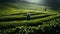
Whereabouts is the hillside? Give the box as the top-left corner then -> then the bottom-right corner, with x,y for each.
0,2 -> 60,34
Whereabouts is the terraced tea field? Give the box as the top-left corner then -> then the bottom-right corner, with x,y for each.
0,9 -> 60,34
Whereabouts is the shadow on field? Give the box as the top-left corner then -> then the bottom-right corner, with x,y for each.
26,17 -> 60,26
0,14 -> 56,22
1,24 -> 60,34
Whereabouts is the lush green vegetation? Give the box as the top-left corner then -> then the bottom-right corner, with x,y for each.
0,6 -> 60,34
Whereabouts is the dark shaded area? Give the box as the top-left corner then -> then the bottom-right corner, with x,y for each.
0,0 -> 20,2
0,0 -> 28,10
45,0 -> 60,11
0,0 -> 60,11
0,22 -> 60,34
0,2 -> 17,10
0,0 -> 21,10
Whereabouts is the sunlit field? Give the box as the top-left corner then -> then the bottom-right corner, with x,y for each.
0,6 -> 60,34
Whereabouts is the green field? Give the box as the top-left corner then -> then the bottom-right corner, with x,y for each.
0,7 -> 60,34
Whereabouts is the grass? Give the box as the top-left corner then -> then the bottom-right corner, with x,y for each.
0,8 -> 60,34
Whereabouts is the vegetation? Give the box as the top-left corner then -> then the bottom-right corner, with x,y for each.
0,5 -> 60,34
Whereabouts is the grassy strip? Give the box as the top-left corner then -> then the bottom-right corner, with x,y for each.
0,15 -> 60,26
0,14 -> 51,22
